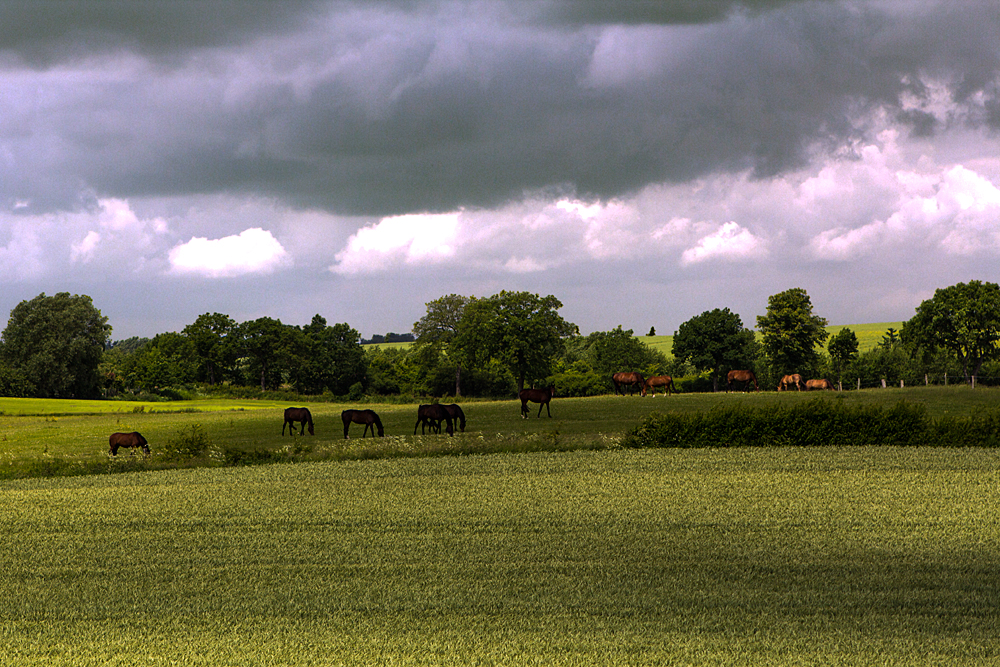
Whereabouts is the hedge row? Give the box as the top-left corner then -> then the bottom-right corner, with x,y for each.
621,398 -> 1000,448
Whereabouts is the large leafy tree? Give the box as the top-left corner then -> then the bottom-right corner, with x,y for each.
295,315 -> 366,395
413,294 -> 470,396
454,291 -> 578,392
586,326 -> 668,378
183,312 -> 238,385
238,317 -> 302,391
756,288 -> 829,375
0,292 -> 111,398
901,280 -> 1000,379
827,327 -> 859,383
672,308 -> 756,391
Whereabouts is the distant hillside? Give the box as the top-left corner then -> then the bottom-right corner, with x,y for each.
637,322 -> 904,358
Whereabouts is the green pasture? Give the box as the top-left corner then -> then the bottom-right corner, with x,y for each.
3,386 -> 1000,470
2,446 -> 999,665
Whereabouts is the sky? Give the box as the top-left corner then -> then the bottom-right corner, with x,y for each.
3,1 -> 1000,341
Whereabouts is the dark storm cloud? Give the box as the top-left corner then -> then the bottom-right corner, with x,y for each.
2,1 -> 1000,217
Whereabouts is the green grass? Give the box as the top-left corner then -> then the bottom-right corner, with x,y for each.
2,447 -> 998,665
2,387 -> 998,471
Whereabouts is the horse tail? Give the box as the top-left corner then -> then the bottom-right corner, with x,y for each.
306,409 -> 314,434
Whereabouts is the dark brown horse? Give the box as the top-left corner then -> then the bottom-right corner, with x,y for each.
777,374 -> 805,392
414,404 -> 454,436
643,375 -> 676,397
342,409 -> 384,439
612,371 -> 646,396
519,385 -> 555,418
441,404 -> 466,432
282,407 -> 314,435
806,378 -> 835,390
726,370 -> 759,392
109,432 -> 150,456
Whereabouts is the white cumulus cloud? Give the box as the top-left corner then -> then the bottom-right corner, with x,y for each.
331,212 -> 459,275
169,228 -> 289,278
681,222 -> 765,265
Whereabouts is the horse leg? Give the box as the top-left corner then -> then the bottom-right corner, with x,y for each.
343,421 -> 350,439
543,400 -> 551,417
520,401 -> 528,419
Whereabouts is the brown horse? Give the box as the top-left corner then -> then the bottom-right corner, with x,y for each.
643,375 -> 676,396
109,432 -> 150,456
441,404 -> 466,432
806,378 -> 835,390
414,404 -> 454,436
342,409 -> 384,439
282,407 -> 314,435
726,370 -> 759,392
519,385 -> 555,418
612,372 -> 646,396
777,374 -> 805,392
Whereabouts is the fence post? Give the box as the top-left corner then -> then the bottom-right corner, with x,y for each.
973,375 -> 976,389
900,380 -> 904,388
857,378 -> 861,391
945,372 -> 947,386
925,373 -> 928,386
838,381 -> 843,391
881,379 -> 886,389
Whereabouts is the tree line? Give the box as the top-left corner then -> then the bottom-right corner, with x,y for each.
1,281 -> 998,400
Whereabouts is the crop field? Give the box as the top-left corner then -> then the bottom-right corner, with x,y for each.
2,387 -> 999,665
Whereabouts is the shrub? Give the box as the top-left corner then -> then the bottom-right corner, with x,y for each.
161,423 -> 211,460
620,399 -> 991,449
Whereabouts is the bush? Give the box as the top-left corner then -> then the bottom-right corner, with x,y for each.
161,423 -> 211,460
619,398 -> 987,449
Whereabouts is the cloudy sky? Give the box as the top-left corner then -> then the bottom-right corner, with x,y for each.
3,1 -> 1000,340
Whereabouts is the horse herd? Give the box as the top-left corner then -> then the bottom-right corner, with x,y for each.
612,369 -> 836,395
107,371 -> 834,456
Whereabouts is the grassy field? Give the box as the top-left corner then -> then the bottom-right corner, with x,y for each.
2,446 -> 998,665
2,386 -> 998,469
3,388 -> 999,664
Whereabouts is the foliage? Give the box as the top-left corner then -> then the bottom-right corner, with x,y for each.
620,398 -> 1000,448
828,327 -> 859,380
454,291 -> 578,390
902,279 -> 1000,379
161,423 -> 211,460
672,308 -> 757,391
294,315 -> 367,395
757,287 -> 830,376
413,293 -> 470,396
182,312 -> 239,385
0,292 -> 111,398
584,325 -> 669,378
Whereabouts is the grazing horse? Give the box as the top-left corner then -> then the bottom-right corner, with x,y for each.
282,407 -> 314,435
341,409 -> 384,439
109,432 -> 150,456
441,404 -> 466,432
806,378 -> 835,390
643,375 -> 676,397
726,370 -> 759,392
612,372 -> 646,396
519,385 -> 555,418
778,374 -> 805,392
414,404 -> 454,436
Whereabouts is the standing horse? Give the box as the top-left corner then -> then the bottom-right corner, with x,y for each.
282,407 -> 314,435
342,409 -> 384,439
414,404 -> 454,436
726,370 -> 759,392
612,372 -> 646,396
441,404 -> 466,432
519,385 -> 555,418
643,375 -> 676,397
109,432 -> 150,456
806,378 -> 835,390
777,374 -> 805,392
